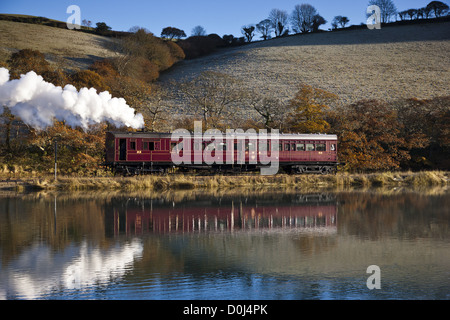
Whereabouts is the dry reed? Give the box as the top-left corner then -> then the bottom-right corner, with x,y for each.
1,171 -> 447,192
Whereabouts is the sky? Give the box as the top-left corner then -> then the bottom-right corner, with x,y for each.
0,0 -> 440,38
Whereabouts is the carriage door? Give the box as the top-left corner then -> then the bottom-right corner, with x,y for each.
119,139 -> 127,161
330,141 -> 337,161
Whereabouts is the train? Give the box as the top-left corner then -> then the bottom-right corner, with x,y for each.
104,131 -> 339,175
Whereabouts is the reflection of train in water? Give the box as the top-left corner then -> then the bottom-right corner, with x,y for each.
107,194 -> 337,235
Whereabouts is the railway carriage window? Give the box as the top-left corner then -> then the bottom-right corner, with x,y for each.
142,140 -> 154,151
171,142 -> 183,152
130,141 -> 136,150
205,143 -> 215,151
279,143 -> 283,151
316,143 -> 326,151
296,143 -> 305,151
306,143 -> 315,151
259,142 -> 269,152
284,144 -> 290,151
291,143 -> 296,151
331,144 -> 336,151
246,142 -> 256,152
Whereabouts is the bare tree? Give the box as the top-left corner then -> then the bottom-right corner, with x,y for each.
256,19 -> 273,40
422,6 -> 433,18
406,9 -> 418,19
175,72 -> 246,129
268,9 -> 289,37
427,1 -> 449,17
417,8 -> 425,19
241,25 -> 256,42
161,27 -> 186,40
311,14 -> 327,32
331,17 -> 339,30
338,16 -> 350,27
246,93 -> 289,130
81,19 -> 92,28
290,4 -> 318,33
191,25 -> 207,36
398,10 -> 407,20
368,0 -> 397,23
142,85 -> 171,132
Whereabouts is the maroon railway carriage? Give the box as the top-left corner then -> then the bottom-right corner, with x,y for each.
104,131 -> 339,175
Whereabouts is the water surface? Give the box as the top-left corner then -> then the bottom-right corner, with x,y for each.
0,188 -> 448,300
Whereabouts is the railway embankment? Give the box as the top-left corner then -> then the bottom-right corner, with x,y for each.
0,171 -> 448,192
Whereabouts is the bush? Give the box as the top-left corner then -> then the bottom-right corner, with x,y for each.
329,99 -> 410,172
287,84 -> 337,133
41,69 -> 69,87
69,70 -> 110,92
88,59 -> 119,78
393,96 -> 450,170
7,49 -> 50,78
95,22 -> 112,35
165,40 -> 186,64
121,29 -> 179,72
122,56 -> 160,83
178,35 -> 225,59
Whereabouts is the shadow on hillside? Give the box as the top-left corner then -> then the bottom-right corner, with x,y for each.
244,20 -> 450,49
64,55 -> 105,69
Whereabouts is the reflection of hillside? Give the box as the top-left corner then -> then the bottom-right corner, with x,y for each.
292,235 -> 338,257
0,195 -> 108,264
337,192 -> 450,240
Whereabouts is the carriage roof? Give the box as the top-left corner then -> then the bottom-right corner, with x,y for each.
108,132 -> 338,141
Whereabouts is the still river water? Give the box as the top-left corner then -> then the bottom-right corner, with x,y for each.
0,187 -> 449,300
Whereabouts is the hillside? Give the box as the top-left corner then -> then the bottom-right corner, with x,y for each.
1,18 -> 448,107
0,19 -> 119,71
158,21 -> 450,106
0,17 -> 449,173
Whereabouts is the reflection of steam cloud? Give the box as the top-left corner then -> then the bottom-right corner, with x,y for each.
63,240 -> 143,290
0,68 -> 144,130
0,240 -> 143,299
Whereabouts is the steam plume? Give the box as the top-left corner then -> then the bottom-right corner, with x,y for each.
0,68 -> 145,130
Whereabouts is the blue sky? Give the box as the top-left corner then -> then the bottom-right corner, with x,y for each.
0,0 -> 439,37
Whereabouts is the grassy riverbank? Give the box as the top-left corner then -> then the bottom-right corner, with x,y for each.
1,171 -> 448,192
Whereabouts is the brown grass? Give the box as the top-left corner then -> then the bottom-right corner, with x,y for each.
1,170 -> 448,192
159,22 -> 450,106
0,20 -> 119,70
1,20 -> 448,110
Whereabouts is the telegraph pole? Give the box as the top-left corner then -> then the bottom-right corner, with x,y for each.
54,139 -> 58,182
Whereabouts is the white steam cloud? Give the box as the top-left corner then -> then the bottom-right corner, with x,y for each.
0,68 -> 145,130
